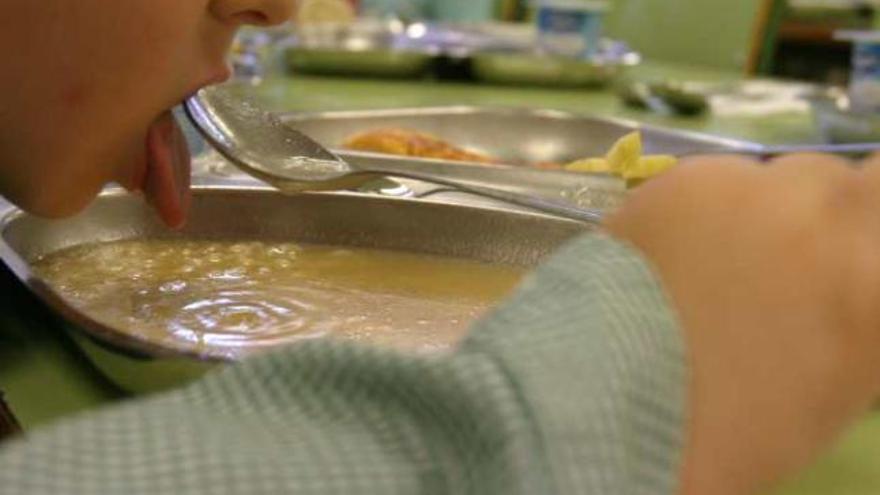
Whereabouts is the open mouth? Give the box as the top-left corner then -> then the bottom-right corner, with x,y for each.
137,110 -> 192,229
121,68 -> 229,229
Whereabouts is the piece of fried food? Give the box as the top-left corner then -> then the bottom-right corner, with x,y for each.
343,128 -> 498,164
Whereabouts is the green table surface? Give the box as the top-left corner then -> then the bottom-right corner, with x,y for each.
2,61 -> 878,494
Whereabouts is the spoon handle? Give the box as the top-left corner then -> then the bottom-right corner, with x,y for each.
368,169 -> 605,224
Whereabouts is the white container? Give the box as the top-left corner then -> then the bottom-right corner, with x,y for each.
836,30 -> 880,111
534,0 -> 608,58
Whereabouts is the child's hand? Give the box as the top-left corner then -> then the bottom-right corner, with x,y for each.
606,153 -> 880,495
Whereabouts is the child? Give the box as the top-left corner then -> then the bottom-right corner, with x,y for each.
2,1 -> 880,494
1,0 -> 292,228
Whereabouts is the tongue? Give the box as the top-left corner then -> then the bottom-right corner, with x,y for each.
144,111 -> 191,229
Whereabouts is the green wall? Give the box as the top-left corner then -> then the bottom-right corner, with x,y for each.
604,0 -> 767,71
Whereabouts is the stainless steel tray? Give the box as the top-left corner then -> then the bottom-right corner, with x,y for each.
284,20 -> 434,78
471,52 -> 635,88
285,48 -> 433,78
280,106 -> 763,165
198,106 -> 766,214
235,106 -> 757,210
0,185 -> 589,393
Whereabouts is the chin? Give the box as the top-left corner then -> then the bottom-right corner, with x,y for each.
15,185 -> 103,220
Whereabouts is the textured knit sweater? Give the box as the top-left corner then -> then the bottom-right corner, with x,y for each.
0,234 -> 688,494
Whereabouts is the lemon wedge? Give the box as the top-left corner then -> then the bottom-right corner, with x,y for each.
605,131 -> 642,174
623,155 -> 678,180
564,157 -> 612,174
296,0 -> 356,25
624,155 -> 678,187
564,132 -> 678,186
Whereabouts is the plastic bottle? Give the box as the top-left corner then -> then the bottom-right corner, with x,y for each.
534,0 -> 608,58
837,30 -> 880,111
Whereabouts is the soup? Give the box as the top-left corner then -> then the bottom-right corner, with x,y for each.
34,240 -> 525,358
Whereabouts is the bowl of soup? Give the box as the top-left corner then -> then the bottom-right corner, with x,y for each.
0,185 -> 589,391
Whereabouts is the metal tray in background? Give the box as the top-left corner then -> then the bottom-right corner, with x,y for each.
281,106 -> 763,165
285,48 -> 433,79
284,20 -> 435,79
472,52 -> 636,88
275,106 -> 763,207
0,186 -> 590,393
282,20 -> 641,86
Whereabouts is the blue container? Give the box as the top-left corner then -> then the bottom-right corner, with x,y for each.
837,30 -> 880,111
535,0 -> 607,58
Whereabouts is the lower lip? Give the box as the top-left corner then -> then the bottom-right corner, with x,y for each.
194,67 -> 233,94
178,68 -> 233,108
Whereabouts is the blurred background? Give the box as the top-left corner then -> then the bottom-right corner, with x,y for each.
216,0 -> 880,152
285,0 -> 880,82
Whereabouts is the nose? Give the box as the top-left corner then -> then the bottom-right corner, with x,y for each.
210,0 -> 295,26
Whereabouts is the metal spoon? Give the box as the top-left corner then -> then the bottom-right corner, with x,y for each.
183,85 -> 604,224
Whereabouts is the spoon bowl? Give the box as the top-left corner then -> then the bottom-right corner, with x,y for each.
184,85 -> 374,192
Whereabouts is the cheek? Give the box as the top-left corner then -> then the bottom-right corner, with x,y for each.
61,85 -> 89,109
0,1 -> 220,219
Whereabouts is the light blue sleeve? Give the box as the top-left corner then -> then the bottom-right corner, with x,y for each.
0,233 -> 687,494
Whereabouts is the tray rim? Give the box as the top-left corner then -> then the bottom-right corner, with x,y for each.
279,104 -> 768,165
0,184 -> 585,364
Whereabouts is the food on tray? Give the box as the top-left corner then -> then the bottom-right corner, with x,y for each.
343,128 -> 499,164
565,131 -> 678,186
606,130 -> 644,172
35,240 -> 524,357
341,127 -> 677,184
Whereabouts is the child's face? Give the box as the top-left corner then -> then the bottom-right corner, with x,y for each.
0,0 -> 294,227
